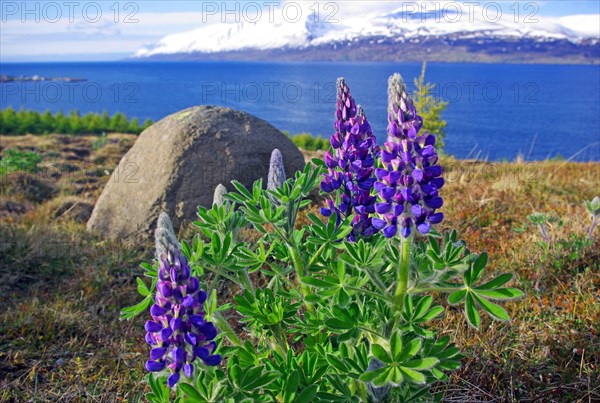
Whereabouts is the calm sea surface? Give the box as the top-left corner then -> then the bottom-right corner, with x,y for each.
1,61 -> 599,161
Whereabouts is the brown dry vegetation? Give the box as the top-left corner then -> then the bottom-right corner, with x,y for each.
0,134 -> 599,402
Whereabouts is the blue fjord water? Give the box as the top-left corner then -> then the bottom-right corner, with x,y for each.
1,61 -> 599,161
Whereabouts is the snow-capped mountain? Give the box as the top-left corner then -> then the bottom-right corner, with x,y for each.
133,2 -> 599,63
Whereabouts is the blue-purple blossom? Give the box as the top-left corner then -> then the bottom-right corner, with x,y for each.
320,77 -> 380,241
145,252 -> 221,387
373,73 -> 444,238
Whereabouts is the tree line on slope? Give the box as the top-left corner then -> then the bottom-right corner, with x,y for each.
0,108 -> 154,135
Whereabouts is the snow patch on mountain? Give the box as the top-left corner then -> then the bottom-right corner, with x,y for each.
133,2 -> 600,58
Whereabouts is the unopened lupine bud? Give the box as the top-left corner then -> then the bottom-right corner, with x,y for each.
212,183 -> 228,208
387,73 -> 422,143
155,212 -> 181,261
267,149 -> 286,191
373,74 -> 444,238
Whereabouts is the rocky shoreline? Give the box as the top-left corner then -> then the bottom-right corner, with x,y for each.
0,74 -> 86,83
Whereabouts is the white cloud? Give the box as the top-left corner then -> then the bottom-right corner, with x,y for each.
1,1 -> 599,61
0,10 -> 212,60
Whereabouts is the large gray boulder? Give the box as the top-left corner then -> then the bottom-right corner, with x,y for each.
87,106 -> 305,240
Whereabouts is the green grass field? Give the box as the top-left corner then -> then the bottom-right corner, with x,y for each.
1,134 -> 599,402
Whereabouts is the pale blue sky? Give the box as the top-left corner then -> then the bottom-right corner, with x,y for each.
126,1 -> 600,16
1,1 -> 599,62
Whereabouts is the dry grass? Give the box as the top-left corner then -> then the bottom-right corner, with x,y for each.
1,135 -> 599,402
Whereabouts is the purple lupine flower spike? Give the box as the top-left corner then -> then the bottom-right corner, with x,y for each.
145,213 -> 221,387
320,78 -> 380,241
375,74 -> 444,238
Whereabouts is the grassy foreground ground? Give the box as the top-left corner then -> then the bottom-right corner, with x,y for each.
1,134 -> 599,402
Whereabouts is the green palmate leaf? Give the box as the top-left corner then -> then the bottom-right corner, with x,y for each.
420,305 -> 445,321
119,295 -> 152,320
429,235 -> 441,255
141,261 -> 158,278
181,239 -> 192,258
179,383 -> 202,401
324,318 -> 354,330
196,371 -> 225,402
448,289 -> 467,305
423,336 -> 464,381
243,369 -> 279,391
326,354 -> 350,373
345,344 -> 370,376
401,338 -> 422,361
147,374 -> 169,403
471,252 -> 488,282
465,293 -> 481,329
411,295 -> 430,317
425,231 -> 469,271
283,370 -> 300,403
476,288 -> 524,300
294,385 -> 318,403
474,273 -> 513,290
136,277 -> 151,296
145,394 -> 158,403
299,200 -> 311,209
297,351 -> 328,385
472,293 -> 510,321
372,344 -> 392,364
230,180 -> 253,200
359,366 -> 389,385
390,331 -> 403,361
148,373 -> 159,397
399,368 -> 426,384
326,374 -> 351,397
341,237 -> 386,270
235,341 -> 260,367
228,363 -> 242,387
300,277 -> 334,288
337,287 -> 351,307
311,157 -> 326,167
388,366 -> 404,384
324,304 -> 360,333
402,357 -> 439,370
400,295 -> 445,338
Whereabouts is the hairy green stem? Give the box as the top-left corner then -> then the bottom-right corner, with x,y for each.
240,269 -> 255,294
346,285 -> 390,301
358,326 -> 386,340
271,324 -> 290,355
307,242 -> 328,270
290,242 -> 316,315
213,311 -> 242,346
290,245 -> 306,277
365,268 -> 389,294
393,235 -> 412,312
207,273 -> 221,300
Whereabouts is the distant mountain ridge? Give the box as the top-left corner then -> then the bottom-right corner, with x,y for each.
132,4 -> 600,64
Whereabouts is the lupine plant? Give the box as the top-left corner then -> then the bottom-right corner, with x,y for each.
122,74 -> 524,402
584,196 -> 600,240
